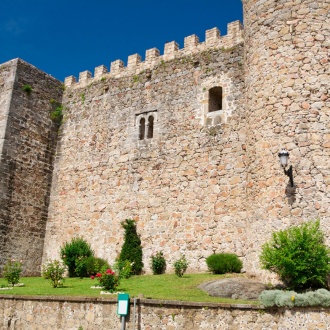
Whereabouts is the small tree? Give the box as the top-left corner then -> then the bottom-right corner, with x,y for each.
119,219 -> 143,275
260,220 -> 330,291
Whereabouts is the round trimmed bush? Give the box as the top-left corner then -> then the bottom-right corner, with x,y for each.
206,253 -> 242,274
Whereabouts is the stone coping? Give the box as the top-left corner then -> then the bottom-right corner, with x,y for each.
1,295 -> 330,313
0,294 -> 260,310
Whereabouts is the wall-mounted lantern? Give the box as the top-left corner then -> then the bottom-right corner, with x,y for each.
278,149 -> 294,187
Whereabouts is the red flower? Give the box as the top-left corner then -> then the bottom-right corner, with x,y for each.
90,275 -> 95,280
96,273 -> 102,278
106,269 -> 113,274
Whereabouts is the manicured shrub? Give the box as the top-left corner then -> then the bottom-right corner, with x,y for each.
119,219 -> 143,275
150,251 -> 166,275
206,253 -> 242,274
3,259 -> 22,286
60,237 -> 94,277
42,259 -> 67,288
173,254 -> 189,277
260,220 -> 330,291
85,256 -> 110,276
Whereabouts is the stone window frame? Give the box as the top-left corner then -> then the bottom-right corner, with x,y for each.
197,75 -> 235,127
136,110 -> 158,144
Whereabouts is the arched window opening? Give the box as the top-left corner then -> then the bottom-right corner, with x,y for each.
208,86 -> 223,112
147,116 -> 154,139
139,118 -> 145,140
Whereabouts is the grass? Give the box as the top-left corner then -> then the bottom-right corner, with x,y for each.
0,274 -> 258,304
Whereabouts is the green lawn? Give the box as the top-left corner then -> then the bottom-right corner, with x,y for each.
0,274 -> 258,304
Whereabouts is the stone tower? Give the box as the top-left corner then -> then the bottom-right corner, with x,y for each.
242,0 -> 330,272
0,59 -> 63,275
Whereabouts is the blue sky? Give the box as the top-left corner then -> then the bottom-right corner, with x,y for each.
1,0 -> 243,82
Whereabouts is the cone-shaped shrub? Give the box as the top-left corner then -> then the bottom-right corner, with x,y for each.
119,219 -> 143,275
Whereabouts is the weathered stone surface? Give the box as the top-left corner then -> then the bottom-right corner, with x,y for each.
198,278 -> 267,300
0,59 -> 63,275
1,296 -> 330,329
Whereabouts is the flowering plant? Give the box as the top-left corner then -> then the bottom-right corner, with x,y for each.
91,268 -> 119,292
3,259 -> 22,286
42,259 -> 67,288
173,254 -> 189,277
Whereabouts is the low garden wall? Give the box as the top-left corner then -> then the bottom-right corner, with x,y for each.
1,295 -> 330,329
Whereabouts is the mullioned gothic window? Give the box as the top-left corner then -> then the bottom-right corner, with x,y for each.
136,110 -> 157,142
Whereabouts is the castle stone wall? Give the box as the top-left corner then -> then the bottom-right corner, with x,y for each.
0,60 -> 17,265
242,0 -> 330,274
0,59 -> 63,275
43,30 -> 246,272
1,1 -> 329,278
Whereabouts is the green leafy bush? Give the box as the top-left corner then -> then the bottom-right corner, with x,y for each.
259,289 -> 330,307
3,259 -> 22,286
42,259 -> 67,288
260,220 -> 330,291
206,253 -> 242,274
60,237 -> 94,277
119,219 -> 143,275
173,254 -> 189,277
85,256 -> 110,276
113,259 -> 133,279
150,251 -> 166,275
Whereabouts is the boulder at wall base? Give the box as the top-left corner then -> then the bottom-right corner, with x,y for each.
198,278 -> 267,300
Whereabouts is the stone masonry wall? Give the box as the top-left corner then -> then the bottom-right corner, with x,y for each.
43,25 -> 247,273
0,60 -> 17,269
0,59 -> 63,275
1,0 -> 329,279
241,0 -> 330,276
1,296 -> 330,330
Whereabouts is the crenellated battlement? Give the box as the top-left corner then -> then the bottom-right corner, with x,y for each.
64,21 -> 243,88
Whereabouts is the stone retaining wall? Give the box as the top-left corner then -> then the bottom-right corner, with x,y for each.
1,295 -> 330,329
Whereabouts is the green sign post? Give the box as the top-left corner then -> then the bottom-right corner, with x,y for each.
117,293 -> 130,330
